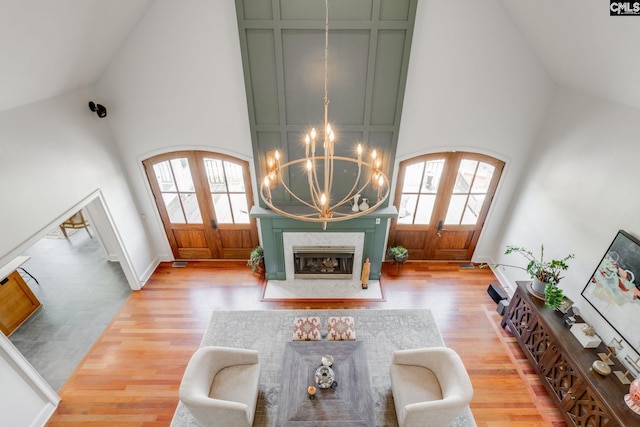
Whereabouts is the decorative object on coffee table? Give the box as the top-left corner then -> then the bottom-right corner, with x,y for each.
314,365 -> 335,389
307,386 -> 316,400
321,355 -> 333,367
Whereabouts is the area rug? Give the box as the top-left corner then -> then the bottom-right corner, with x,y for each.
170,309 -> 476,427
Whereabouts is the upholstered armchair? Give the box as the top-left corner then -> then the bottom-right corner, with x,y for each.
179,346 -> 260,427
390,347 -> 473,427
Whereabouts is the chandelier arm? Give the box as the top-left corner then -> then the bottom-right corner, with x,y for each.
275,158 -> 323,210
330,160 -> 365,208
310,156 -> 323,206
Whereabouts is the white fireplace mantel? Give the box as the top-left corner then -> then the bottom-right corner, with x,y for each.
283,232 -> 365,283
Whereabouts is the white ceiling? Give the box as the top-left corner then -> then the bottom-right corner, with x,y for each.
498,0 -> 640,110
1,0 -> 639,113
0,0 -> 153,112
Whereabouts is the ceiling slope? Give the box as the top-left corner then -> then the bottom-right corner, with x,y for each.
0,0 -> 153,113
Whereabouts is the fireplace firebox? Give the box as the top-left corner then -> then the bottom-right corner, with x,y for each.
292,245 -> 355,279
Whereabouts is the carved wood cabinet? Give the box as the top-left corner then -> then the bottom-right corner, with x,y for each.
501,281 -> 638,426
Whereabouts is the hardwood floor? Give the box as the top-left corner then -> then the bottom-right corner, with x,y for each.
47,261 -> 565,426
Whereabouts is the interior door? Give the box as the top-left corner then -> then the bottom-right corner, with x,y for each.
388,152 -> 504,260
143,151 -> 258,260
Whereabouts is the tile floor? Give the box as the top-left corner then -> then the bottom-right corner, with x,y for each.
8,227 -> 131,391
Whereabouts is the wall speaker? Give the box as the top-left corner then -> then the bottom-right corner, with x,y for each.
88,101 -> 107,118
497,299 -> 509,315
487,283 -> 507,304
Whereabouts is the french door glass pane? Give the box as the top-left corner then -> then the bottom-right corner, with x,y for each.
398,194 -> 417,224
211,194 -> 232,223
401,163 -> 424,193
170,158 -> 195,192
182,194 -> 202,223
454,159 -> 478,193
204,158 -> 227,192
470,162 -> 495,193
421,159 -> 445,194
162,193 -> 184,223
224,161 -> 245,192
229,194 -> 250,223
153,161 -> 176,192
415,194 -> 436,225
462,194 -> 485,224
445,195 -> 467,224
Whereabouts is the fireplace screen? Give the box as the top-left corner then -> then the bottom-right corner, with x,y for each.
293,245 -> 355,279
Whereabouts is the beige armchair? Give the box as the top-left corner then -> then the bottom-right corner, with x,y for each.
179,346 -> 260,427
390,347 -> 473,427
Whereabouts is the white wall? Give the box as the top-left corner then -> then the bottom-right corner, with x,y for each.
0,86 -> 158,426
0,86 -> 156,283
96,0 -> 554,262
493,87 -> 640,357
96,0 -> 254,259
395,0 -> 553,260
0,334 -> 59,427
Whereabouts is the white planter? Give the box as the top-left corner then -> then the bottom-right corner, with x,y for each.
531,277 -> 547,297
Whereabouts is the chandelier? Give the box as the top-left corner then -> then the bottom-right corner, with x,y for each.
259,0 -> 390,230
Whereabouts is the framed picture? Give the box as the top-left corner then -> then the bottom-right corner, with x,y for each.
557,296 -> 574,315
581,230 -> 640,355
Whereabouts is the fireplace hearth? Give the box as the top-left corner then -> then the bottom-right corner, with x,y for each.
293,245 -> 355,279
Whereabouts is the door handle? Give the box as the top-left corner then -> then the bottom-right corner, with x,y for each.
437,220 -> 446,237
210,219 -> 218,230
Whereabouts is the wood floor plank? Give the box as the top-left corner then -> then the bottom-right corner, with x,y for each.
46,261 -> 564,426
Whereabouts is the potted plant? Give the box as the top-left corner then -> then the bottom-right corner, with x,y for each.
493,245 -> 574,309
387,245 -> 408,263
247,246 -> 264,273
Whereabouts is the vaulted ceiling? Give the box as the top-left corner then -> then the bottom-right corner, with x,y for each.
1,0 -> 640,115
234,0 -> 416,205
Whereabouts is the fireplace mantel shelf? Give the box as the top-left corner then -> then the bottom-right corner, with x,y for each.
250,206 -> 398,219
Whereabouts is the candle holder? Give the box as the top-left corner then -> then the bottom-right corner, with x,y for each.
307,385 -> 316,399
615,357 -> 640,385
598,338 -> 623,366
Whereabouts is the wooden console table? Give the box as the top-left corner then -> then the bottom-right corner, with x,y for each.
502,281 -> 638,426
0,256 -> 41,336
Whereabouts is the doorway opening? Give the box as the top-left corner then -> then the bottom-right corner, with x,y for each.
143,151 -> 259,260
388,152 -> 504,260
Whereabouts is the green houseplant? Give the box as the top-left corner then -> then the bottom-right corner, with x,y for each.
494,245 -> 574,309
247,246 -> 264,273
387,245 -> 408,263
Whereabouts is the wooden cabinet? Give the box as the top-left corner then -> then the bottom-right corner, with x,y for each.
0,270 -> 41,336
502,281 -> 637,427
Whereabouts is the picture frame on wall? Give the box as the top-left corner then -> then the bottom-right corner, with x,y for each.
581,230 -> 640,355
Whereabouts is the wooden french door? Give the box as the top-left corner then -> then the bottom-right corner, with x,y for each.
143,151 -> 259,260
388,152 -> 504,260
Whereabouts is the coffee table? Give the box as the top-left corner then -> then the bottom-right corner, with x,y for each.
276,341 -> 375,426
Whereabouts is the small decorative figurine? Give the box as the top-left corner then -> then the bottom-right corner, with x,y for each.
352,194 -> 361,212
